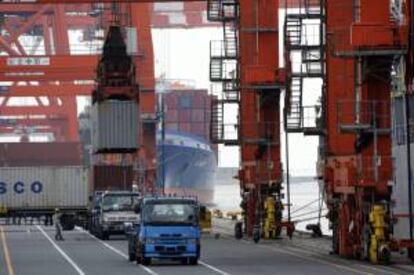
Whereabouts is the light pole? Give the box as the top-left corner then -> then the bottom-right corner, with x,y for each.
157,80 -> 167,194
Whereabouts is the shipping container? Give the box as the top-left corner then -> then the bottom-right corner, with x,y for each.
0,166 -> 88,211
191,109 -> 206,122
92,100 -> 139,153
92,165 -> 134,191
165,110 -> 178,122
178,110 -> 191,122
191,123 -> 207,138
0,142 -> 82,167
179,123 -> 191,133
192,93 -> 205,109
164,93 -> 178,108
166,123 -> 179,131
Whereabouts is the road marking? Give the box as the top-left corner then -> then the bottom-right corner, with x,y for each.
75,227 -> 158,275
199,260 -> 231,275
240,239 -> 373,275
36,225 -> 86,275
0,226 -> 15,275
353,263 -> 400,275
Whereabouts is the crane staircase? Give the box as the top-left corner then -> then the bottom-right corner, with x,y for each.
208,0 -> 240,145
284,0 -> 325,135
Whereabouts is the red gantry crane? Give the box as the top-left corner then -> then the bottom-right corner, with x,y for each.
3,0 -> 414,264
283,0 -> 414,263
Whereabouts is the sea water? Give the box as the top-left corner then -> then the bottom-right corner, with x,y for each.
214,180 -> 331,235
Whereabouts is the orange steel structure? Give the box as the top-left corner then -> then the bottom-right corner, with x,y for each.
237,0 -> 285,237
0,0 -> 316,239
5,0 -> 414,262
0,3 -> 157,189
323,0 -> 409,261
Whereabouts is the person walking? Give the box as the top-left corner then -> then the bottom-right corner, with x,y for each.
54,208 -> 64,241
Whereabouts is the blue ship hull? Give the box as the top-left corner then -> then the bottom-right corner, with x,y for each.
157,130 -> 217,205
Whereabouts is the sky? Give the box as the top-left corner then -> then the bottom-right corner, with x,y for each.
151,27 -> 321,176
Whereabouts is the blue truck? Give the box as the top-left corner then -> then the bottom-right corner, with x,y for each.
126,196 -> 200,265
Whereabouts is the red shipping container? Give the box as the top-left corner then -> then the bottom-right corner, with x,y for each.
164,94 -> 178,109
0,142 -> 82,167
191,109 -> 205,122
166,123 -> 179,131
179,123 -> 191,133
178,110 -> 191,122
192,93 -> 203,109
92,165 -> 134,191
191,123 -> 207,138
166,110 -> 178,123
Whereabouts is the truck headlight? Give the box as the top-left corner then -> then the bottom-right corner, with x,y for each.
145,238 -> 156,244
187,238 -> 197,244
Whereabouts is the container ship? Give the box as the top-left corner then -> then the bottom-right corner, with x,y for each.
78,83 -> 218,204
156,83 -> 217,205
157,130 -> 216,205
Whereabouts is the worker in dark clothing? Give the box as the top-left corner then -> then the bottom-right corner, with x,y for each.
53,208 -> 64,241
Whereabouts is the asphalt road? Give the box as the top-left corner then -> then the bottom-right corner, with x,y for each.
1,224 -> 414,275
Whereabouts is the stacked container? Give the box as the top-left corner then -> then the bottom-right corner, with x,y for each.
163,89 -> 211,140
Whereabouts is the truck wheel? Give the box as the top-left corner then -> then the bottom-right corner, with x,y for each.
102,232 -> 109,240
142,257 -> 151,266
129,252 -> 136,262
98,228 -> 109,240
180,258 -> 188,265
189,257 -> 198,265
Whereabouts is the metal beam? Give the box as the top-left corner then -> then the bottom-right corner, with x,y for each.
2,0 -> 199,3
0,55 -> 98,81
4,84 -> 93,96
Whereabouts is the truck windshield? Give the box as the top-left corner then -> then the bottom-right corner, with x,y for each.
102,195 -> 139,212
142,202 -> 197,225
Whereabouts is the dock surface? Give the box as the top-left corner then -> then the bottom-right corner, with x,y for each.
1,222 -> 414,275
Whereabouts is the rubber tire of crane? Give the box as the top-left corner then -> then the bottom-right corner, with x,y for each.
408,248 -> 414,262
235,222 -> 243,239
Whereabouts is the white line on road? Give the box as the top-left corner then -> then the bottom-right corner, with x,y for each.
36,225 -> 86,275
199,261 -> 231,275
1,226 -> 15,275
75,227 -> 158,275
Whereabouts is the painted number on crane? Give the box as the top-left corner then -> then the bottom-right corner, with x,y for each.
0,181 -> 43,195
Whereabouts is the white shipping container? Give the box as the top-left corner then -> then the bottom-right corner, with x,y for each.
126,27 -> 138,55
92,100 -> 139,153
0,166 -> 89,210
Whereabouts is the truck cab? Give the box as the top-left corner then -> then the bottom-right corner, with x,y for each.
90,191 -> 140,240
127,196 -> 200,265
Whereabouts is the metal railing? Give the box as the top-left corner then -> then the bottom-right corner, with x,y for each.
337,100 -> 391,132
356,155 -> 393,184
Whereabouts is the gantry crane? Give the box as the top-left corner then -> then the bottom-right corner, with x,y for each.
4,0 -> 414,263
284,0 -> 414,263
